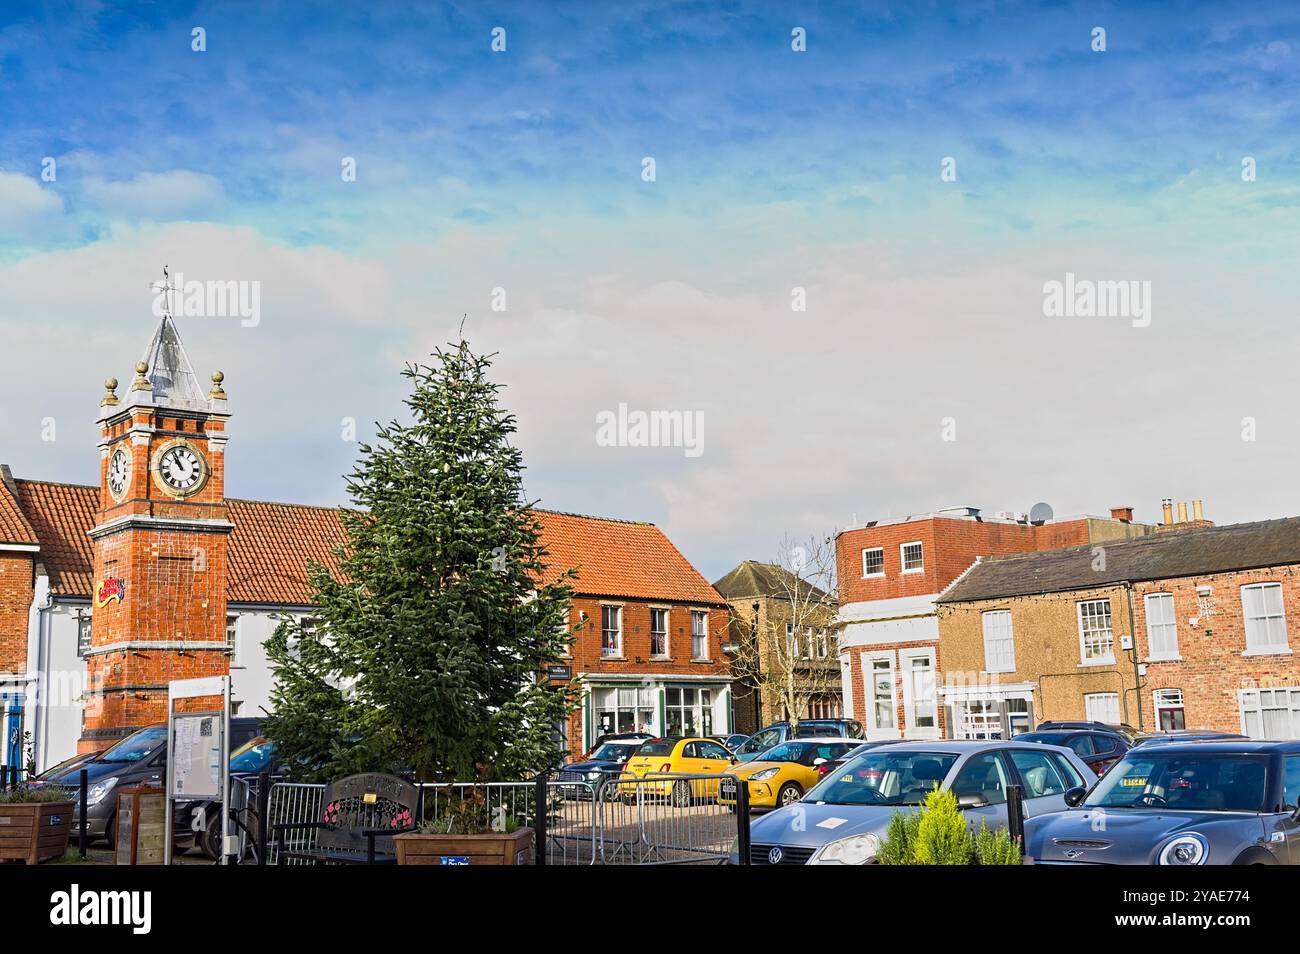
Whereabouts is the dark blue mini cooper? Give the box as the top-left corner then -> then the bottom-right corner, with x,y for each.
1027,739 -> 1300,865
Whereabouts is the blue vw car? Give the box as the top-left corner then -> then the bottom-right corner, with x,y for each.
1027,739 -> 1300,865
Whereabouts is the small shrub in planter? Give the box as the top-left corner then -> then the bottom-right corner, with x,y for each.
877,787 -> 1022,866
394,793 -> 533,866
0,784 -> 75,865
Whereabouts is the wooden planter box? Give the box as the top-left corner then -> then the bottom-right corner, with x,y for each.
394,828 -> 533,866
0,800 -> 74,865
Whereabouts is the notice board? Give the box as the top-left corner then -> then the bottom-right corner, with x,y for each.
170,713 -> 223,799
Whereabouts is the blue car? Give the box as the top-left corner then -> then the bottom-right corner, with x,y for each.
1027,739 -> 1300,865
557,736 -> 651,797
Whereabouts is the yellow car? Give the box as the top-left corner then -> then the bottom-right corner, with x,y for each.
618,737 -> 734,805
719,738 -> 860,810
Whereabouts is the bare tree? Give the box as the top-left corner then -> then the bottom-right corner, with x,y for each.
727,535 -> 843,732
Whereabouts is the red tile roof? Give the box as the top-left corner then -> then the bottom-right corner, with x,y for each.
0,473 -> 39,546
535,509 -> 725,605
226,499 -> 347,606
5,478 -> 722,607
12,480 -> 96,594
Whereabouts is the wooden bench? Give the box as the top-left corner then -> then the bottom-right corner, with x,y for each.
273,773 -> 419,865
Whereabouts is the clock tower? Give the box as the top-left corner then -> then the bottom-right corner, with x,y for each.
81,308 -> 233,750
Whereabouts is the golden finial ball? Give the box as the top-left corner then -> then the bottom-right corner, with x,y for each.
105,377 -> 118,390
212,371 -> 224,384
135,361 -> 148,375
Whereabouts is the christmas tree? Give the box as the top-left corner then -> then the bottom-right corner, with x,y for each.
265,339 -> 575,782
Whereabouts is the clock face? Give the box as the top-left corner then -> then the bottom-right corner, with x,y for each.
155,442 -> 208,496
107,448 -> 132,501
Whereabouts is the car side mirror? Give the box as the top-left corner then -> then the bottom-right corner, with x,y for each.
1063,786 -> 1087,807
956,793 -> 986,809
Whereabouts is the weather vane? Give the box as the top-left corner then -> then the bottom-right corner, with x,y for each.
150,265 -> 178,318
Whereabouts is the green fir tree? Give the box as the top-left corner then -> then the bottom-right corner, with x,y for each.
265,339 -> 576,782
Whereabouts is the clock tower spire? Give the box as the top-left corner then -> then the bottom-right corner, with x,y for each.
81,284 -> 233,751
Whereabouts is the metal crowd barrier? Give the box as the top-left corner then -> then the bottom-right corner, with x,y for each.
263,770 -> 747,865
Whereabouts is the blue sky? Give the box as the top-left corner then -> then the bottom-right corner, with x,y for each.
3,1 -> 1300,577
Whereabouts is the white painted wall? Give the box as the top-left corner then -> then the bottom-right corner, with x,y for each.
25,599 -> 300,770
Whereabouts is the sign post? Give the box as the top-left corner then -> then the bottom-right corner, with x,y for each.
164,676 -> 230,866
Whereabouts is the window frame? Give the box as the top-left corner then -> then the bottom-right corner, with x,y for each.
690,609 -> 710,661
1143,591 -> 1180,661
226,613 -> 241,667
649,606 -> 670,659
861,547 -> 885,578
1238,686 -> 1300,739
981,609 -> 1015,673
600,603 -> 623,659
865,652 -> 897,734
901,648 -> 939,736
1084,691 -> 1121,725
900,541 -> 925,574
1076,599 -> 1116,666
1153,688 -> 1186,732
1241,582 -> 1290,656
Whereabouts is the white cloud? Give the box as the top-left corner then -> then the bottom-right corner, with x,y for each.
82,170 -> 225,219
0,172 -> 64,234
3,218 -> 1300,580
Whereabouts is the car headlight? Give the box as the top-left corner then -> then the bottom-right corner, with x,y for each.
1158,833 -> 1208,866
810,832 -> 880,865
586,770 -> 602,780
749,768 -> 780,781
85,776 -> 119,807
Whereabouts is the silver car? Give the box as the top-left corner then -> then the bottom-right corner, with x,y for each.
1026,739 -> 1300,865
737,739 -> 1096,865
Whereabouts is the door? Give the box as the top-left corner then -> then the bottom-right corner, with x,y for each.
1005,747 -> 1073,816
692,740 -> 732,797
949,750 -> 1011,832
1282,756 -> 1300,863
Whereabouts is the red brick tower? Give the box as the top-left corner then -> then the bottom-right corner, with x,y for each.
80,309 -> 232,751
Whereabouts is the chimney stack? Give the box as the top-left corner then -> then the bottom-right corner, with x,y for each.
1161,498 -> 1173,525
1110,506 -> 1133,523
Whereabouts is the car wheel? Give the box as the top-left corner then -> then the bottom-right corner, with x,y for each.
200,815 -> 221,861
671,780 -> 692,807
777,782 -> 802,807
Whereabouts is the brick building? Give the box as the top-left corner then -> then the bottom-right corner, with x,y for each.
713,560 -> 840,735
936,514 -> 1300,738
835,505 -> 1154,741
0,314 -> 729,773
534,510 -> 732,758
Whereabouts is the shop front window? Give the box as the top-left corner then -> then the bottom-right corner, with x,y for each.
595,686 -> 656,737
665,686 -> 714,737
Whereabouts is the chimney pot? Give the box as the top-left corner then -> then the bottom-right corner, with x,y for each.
1110,506 -> 1133,523
1161,499 -> 1174,525
1177,501 -> 1189,523
1193,499 -> 1204,521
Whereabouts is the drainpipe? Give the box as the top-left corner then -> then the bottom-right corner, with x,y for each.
1124,583 -> 1145,732
34,590 -> 54,773
750,602 -> 762,727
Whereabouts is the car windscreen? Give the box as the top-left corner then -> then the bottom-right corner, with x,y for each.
635,740 -> 676,756
807,751 -> 959,806
99,725 -> 167,763
756,741 -> 815,764
1085,753 -> 1269,812
229,736 -> 276,773
589,742 -> 639,762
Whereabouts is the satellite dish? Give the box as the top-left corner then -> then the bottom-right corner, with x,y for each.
1029,502 -> 1054,525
